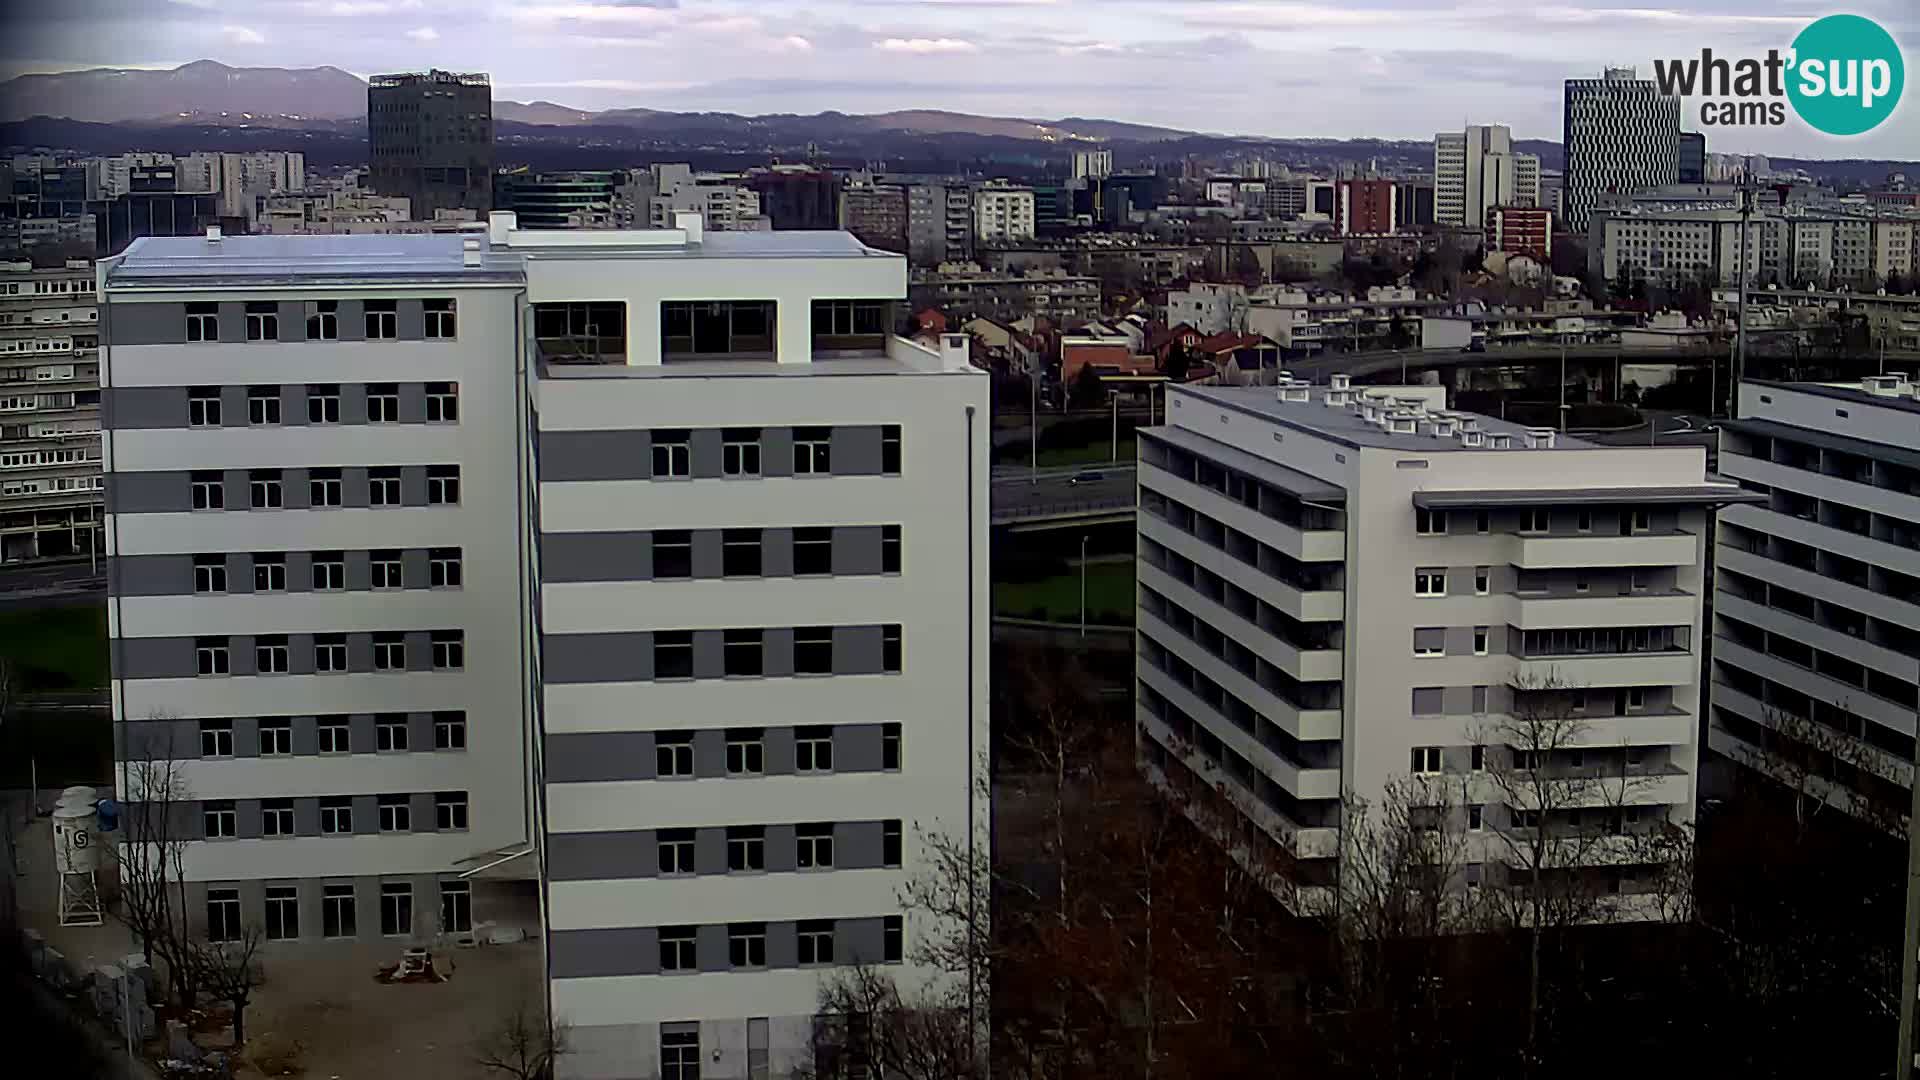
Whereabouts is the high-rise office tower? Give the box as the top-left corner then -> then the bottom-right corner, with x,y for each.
1433,124 -> 1540,230
367,70 -> 493,220
100,214 -> 988,1079
1562,68 -> 1680,231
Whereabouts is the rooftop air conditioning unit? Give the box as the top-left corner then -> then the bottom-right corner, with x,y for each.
1524,427 -> 1557,449
1488,432 -> 1513,449
1330,373 -> 1352,391
1433,418 -> 1457,437
1278,379 -> 1311,403
1388,412 -> 1418,434
1862,374 -> 1906,396
1460,430 -> 1485,447
1395,396 -> 1428,416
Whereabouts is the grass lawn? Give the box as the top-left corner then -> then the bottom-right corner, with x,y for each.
994,561 -> 1136,625
0,603 -> 109,692
1032,438 -> 1137,469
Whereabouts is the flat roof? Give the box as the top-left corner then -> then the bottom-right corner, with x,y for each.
1140,426 -> 1346,503
1413,484 -> 1763,509
1177,384 -> 1600,452
1724,415 -> 1920,471
1747,378 -> 1920,417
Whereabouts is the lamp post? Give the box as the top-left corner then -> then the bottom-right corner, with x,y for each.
1079,534 -> 1089,638
1110,390 -> 1120,463
1029,354 -> 1039,484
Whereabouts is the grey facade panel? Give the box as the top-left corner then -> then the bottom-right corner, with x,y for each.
397,300 -> 426,341
833,526 -> 884,575
548,830 -> 654,882
1411,687 -> 1444,715
551,928 -> 657,979
103,387 -> 188,430
106,471 -> 187,514
339,382 -> 368,424
839,917 -> 886,965
837,821 -> 884,870
539,431 -> 651,482
232,716 -> 260,757
293,797 -> 321,837
119,718 -> 198,761
347,632 -> 375,672
408,712 -> 435,752
236,800 -> 263,840
398,382 -> 428,423
277,302 -> 304,343
110,554 -> 188,597
693,728 -> 726,779
762,528 -> 794,577
761,427 -> 794,477
400,466 -> 429,507
690,529 -> 723,579
766,921 -> 798,968
344,551 -> 372,591
281,468 -> 311,511
107,303 -> 186,345
227,553 -> 255,594
280,384 -> 306,426
763,627 -> 794,678
541,532 -> 650,583
836,724 -> 884,773
402,549 -> 430,589
341,466 -> 369,507
215,303 -> 246,344
694,828 -> 727,876
697,924 -> 730,973
351,795 -> 379,836
764,726 -> 796,775
764,824 -> 797,873
404,631 -> 433,672
834,625 -> 885,675
543,632 -> 652,684
690,428 -> 724,480
117,636 -> 194,680
227,635 -> 257,677
546,731 -> 656,783
335,300 -> 364,342
833,426 -> 884,476
290,716 -> 320,756
691,630 -> 724,680
349,714 -> 377,754
411,792 -> 438,832
219,386 -> 247,427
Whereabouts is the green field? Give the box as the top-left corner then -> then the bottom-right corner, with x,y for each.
0,603 -> 109,692
993,561 -> 1136,625
1032,438 -> 1137,468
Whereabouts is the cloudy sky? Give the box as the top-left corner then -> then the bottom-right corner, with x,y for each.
3,0 -> 1916,157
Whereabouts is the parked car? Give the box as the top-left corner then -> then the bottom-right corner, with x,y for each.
1068,470 -> 1106,485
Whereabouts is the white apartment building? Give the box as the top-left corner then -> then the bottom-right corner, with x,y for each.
101,216 -> 989,1080
1434,124 -> 1539,229
1,257 -> 102,562
1136,378 -> 1750,908
1711,377 -> 1920,818
1562,69 -> 1680,231
1073,149 -> 1114,181
646,166 -> 765,232
973,184 -> 1036,245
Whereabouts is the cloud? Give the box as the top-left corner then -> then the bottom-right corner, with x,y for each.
220,24 -> 266,45
874,37 -> 980,53
166,0 -> 218,9
404,26 -> 439,41
298,0 -> 422,14
502,3 -> 677,25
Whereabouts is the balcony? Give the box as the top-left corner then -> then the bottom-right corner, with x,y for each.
1139,461 -> 1344,563
1512,591 -> 1696,630
1513,531 -> 1698,569
1513,650 -> 1697,689
1138,666 -> 1341,801
534,300 -> 627,366
1140,561 -> 1343,682
1139,608 -> 1342,741
1139,512 -> 1344,622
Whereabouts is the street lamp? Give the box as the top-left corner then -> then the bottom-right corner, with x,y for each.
1029,354 -> 1040,485
1110,390 -> 1120,464
1079,534 -> 1090,638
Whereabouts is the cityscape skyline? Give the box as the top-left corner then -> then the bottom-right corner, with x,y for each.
2,1 -> 1915,159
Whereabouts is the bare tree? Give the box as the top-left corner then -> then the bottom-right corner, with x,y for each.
1723,702 -> 1908,837
190,923 -> 265,1046
805,965 -> 982,1080
474,1000 -> 571,1080
114,720 -> 199,1007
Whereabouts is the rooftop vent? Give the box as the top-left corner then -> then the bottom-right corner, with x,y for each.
1330,373 -> 1352,392
1433,418 -> 1457,437
1488,431 -> 1513,449
462,237 -> 481,267
1863,374 -> 1907,396
1277,369 -> 1294,382
1387,411 -> 1418,434
1277,379 -> 1311,403
1523,427 -> 1557,449
205,224 -> 221,243
1324,388 -> 1351,408
1395,395 -> 1428,417
1460,430 -> 1485,447
1361,401 -> 1382,423
1458,417 -> 1480,434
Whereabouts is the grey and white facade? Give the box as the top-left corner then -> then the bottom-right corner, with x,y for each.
1711,378 -> 1920,818
2,256 -> 103,562
1562,68 -> 1681,232
1136,378 -> 1748,908
101,216 -> 989,1080
1433,124 -> 1540,230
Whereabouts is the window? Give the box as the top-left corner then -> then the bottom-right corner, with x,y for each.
727,729 -> 764,775
203,800 -> 237,838
656,732 -> 694,777
248,469 -> 283,509
367,383 -> 400,423
1471,744 -> 1485,771
653,530 -> 692,579
320,797 -> 353,834
380,881 -> 413,936
427,465 -> 460,505
188,387 -> 221,426
376,714 -> 409,752
1414,568 -> 1446,597
312,551 -> 345,590
378,794 -> 411,832
794,528 -> 832,575
797,823 -> 834,869
1520,508 -> 1550,534
309,467 -> 343,507
724,629 -> 762,677
1513,809 -> 1541,829
186,302 -> 218,342
424,299 -> 456,339
252,634 -> 289,674
191,471 -> 224,510
797,920 -> 835,965
654,631 -> 693,679
795,626 -> 834,673
1475,566 -> 1491,595
318,716 -> 350,754
882,724 -> 901,771
1416,508 -> 1447,535
661,1029 -> 700,1080
794,426 -> 831,474
1513,750 -> 1543,771
883,625 -> 902,673
722,428 -> 760,477
252,553 -> 286,592
652,430 -> 690,478
262,798 -> 294,836
373,633 -> 406,671
424,381 -> 458,422
883,820 -> 903,867
322,884 -> 356,938
195,636 -> 230,676
365,549 -> 401,590
882,424 -> 901,474
1413,630 -> 1444,657
728,826 -> 765,872
435,711 -> 467,750
1475,510 -> 1490,534
1628,509 -> 1651,534
1627,687 -> 1646,711
258,717 -> 292,756
435,792 -> 469,830
429,548 -> 462,588
1576,510 -> 1593,533
307,383 -> 340,423
1474,627 -> 1489,655
1570,690 -> 1588,714
440,881 -> 472,933
1468,805 -> 1484,831
247,386 -> 281,425
1410,746 -> 1443,774
882,525 -> 901,573
193,554 -> 228,594
432,631 -> 465,670
206,888 -> 241,943
658,829 -> 695,875
729,923 -> 767,968
884,915 -> 904,963
796,726 -> 833,772
723,529 -> 762,577
307,301 -> 339,341
365,300 -> 399,340
1574,576 -> 1590,594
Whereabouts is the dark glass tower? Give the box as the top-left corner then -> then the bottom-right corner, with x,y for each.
367,70 -> 493,221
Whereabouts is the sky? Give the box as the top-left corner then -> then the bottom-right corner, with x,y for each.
3,0 -> 1917,158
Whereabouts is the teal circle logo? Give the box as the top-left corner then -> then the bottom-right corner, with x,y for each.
1787,14 -> 1904,136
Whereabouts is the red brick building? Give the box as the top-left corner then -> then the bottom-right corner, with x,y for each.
1487,206 -> 1553,259
1336,179 -> 1398,236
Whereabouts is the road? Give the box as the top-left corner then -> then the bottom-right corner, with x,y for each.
991,466 -> 1137,523
0,559 -> 105,611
